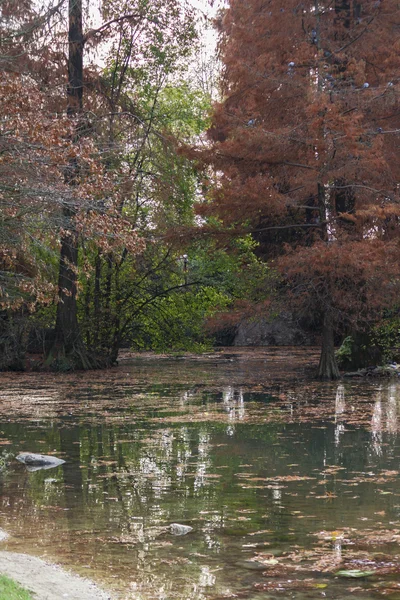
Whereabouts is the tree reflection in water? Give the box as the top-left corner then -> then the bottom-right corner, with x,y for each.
0,359 -> 400,598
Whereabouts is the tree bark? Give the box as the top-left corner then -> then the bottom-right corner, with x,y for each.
316,312 -> 341,380
48,0 -> 98,369
66,0 -> 83,117
54,221 -> 80,353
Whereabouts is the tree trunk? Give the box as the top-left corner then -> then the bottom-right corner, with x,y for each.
54,219 -> 80,353
109,258 -> 123,365
48,0 -> 98,370
93,250 -> 102,349
335,0 -> 351,29
66,0 -> 83,117
316,312 -> 341,380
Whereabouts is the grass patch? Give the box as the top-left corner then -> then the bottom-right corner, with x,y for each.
0,574 -> 33,600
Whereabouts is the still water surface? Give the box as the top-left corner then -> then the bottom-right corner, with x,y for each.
0,350 -> 400,599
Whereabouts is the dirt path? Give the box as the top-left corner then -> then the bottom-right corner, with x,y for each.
0,551 -> 116,599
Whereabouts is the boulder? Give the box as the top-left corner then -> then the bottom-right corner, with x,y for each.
16,453 -> 65,472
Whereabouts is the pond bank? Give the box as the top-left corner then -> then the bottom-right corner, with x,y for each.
0,551 -> 114,600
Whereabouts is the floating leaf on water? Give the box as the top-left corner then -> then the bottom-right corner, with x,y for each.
335,569 -> 375,578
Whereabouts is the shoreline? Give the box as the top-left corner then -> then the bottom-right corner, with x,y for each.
0,551 -> 115,600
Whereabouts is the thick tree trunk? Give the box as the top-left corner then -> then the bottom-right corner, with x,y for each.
66,0 -> 83,117
316,313 -> 341,380
48,0 -> 98,370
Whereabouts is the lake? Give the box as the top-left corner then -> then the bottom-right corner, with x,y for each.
0,348 -> 400,600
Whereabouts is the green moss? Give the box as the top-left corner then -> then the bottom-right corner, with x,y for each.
0,575 -> 33,600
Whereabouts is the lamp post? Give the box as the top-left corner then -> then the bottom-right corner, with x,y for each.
182,254 -> 188,286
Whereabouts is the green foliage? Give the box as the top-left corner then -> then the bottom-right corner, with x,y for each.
158,83 -> 211,138
0,575 -> 33,600
78,225 -> 273,355
189,235 -> 274,303
336,315 -> 400,370
336,331 -> 384,370
335,336 -> 354,369
373,316 -> 400,364
127,236 -> 274,352
131,286 -> 230,352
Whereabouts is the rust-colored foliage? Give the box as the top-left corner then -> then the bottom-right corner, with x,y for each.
0,2 -> 145,313
199,0 -> 400,378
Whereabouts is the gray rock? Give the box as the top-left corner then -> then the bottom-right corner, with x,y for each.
16,453 -> 65,472
169,523 -> 193,536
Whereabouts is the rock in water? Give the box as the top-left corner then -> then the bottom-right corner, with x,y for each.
169,523 -> 193,536
16,453 -> 65,472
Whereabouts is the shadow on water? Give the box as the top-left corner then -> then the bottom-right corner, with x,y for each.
0,349 -> 400,598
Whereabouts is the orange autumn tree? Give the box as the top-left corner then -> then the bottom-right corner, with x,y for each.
198,0 -> 400,379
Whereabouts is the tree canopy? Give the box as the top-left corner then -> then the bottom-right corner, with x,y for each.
2,0 -> 400,377
195,0 -> 400,378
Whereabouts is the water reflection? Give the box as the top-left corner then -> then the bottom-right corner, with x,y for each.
334,384 -> 346,447
222,386 -> 245,422
1,371 -> 400,598
387,383 -> 398,435
371,389 -> 383,456
368,383 -> 400,458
